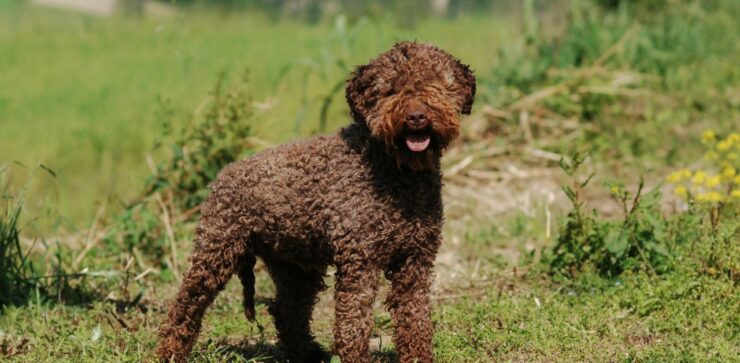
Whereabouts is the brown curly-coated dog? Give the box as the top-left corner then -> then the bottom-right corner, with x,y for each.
157,41 -> 475,363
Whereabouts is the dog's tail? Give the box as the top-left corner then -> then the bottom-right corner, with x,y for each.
237,253 -> 257,321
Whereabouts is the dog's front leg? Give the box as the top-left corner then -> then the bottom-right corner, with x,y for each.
386,256 -> 434,363
333,257 -> 380,363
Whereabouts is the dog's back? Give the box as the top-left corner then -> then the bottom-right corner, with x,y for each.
206,124 -> 443,269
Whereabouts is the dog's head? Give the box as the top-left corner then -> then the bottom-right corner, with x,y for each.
346,42 -> 476,171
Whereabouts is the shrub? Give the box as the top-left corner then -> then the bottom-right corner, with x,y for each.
547,137 -> 739,280
103,70 -> 257,270
146,70 -> 256,211
545,153 -> 671,278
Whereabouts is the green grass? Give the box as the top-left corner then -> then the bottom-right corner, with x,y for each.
2,222 -> 737,362
0,5 -> 512,225
434,270 -> 739,362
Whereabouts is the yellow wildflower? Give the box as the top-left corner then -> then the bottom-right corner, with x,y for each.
705,151 -> 719,160
696,192 -> 723,203
666,171 -> 683,183
727,132 -> 740,144
707,192 -> 723,202
701,130 -> 716,144
717,139 -> 732,152
610,186 -> 620,195
706,175 -> 721,188
692,171 -> 707,184
731,190 -> 740,200
728,152 -> 738,161
674,186 -> 688,199
722,167 -> 736,180
669,168 -> 692,182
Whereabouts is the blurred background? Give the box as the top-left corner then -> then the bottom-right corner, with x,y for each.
4,0 -> 538,225
0,0 -> 738,361
6,0 -> 736,226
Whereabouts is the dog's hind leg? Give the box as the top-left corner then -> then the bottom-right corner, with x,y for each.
156,214 -> 247,362
237,252 -> 257,321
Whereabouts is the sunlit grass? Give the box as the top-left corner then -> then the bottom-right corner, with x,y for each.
0,5 -> 512,224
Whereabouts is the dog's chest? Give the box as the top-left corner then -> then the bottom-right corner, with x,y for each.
332,180 -> 442,261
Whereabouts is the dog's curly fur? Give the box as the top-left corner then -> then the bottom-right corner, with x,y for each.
157,41 -> 475,363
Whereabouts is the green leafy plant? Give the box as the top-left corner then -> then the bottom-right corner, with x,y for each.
147,70 -> 256,211
665,129 -> 740,277
103,71 -> 257,270
546,153 -> 671,278
545,152 -> 601,277
601,179 -> 669,275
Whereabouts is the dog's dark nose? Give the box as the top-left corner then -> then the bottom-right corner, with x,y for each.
406,111 -> 426,125
405,100 -> 429,129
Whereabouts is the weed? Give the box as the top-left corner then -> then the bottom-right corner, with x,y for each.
547,140 -> 738,281
545,153 -> 671,278
666,129 -> 740,277
0,165 -> 32,307
147,69 -> 256,210
103,71 -> 257,271
0,165 -> 97,309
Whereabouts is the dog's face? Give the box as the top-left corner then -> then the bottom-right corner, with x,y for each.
346,42 -> 476,171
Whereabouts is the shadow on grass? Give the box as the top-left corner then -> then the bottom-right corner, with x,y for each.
210,339 -> 399,362
212,340 -> 280,362
0,276 -> 108,312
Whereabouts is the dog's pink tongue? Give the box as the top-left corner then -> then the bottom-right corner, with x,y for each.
406,135 -> 431,152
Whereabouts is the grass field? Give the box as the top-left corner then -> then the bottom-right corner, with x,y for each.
1,0 -> 739,362
0,4 -> 510,225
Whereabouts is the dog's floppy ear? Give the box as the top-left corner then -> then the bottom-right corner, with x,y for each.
455,60 -> 476,115
346,64 -> 373,122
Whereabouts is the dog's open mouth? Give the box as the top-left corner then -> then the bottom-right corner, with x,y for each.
405,134 -> 431,152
